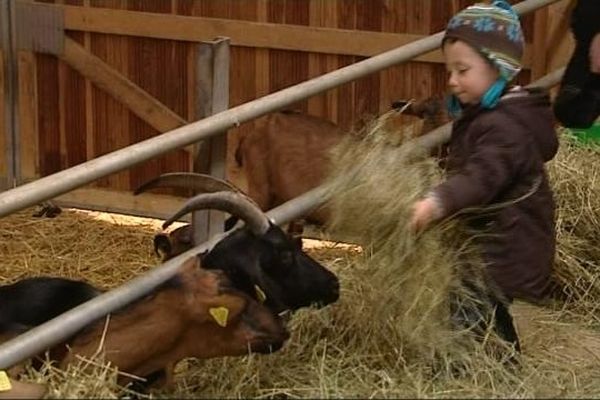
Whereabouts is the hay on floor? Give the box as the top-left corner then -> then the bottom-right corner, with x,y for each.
2,120 -> 600,398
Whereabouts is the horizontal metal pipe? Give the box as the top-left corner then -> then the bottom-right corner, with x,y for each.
0,0 -> 562,369
0,0 -> 560,218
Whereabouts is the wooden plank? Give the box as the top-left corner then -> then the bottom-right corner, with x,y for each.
59,3 -> 445,63
546,0 -> 575,73
531,7 -> 549,80
125,0 -> 190,195
54,186 -> 189,222
36,52 -> 61,176
335,0 -> 356,131
192,37 -> 230,243
17,50 -> 39,180
0,49 -> 5,180
308,0 -> 339,122
88,0 -> 130,190
58,3 -> 539,66
380,0 -> 406,115
83,0 -> 93,163
59,37 -> 187,134
355,0 -> 382,120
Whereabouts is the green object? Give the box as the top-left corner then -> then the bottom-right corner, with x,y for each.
569,123 -> 600,144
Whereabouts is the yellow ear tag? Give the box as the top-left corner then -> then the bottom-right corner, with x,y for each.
209,307 -> 229,328
0,371 -> 12,392
254,285 -> 267,303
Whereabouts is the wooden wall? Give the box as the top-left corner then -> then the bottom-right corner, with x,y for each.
1,0 -> 574,215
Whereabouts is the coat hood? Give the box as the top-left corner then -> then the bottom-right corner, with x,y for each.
496,87 -> 559,162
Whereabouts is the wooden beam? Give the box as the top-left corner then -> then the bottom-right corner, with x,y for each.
546,0 -> 575,72
17,50 -> 39,180
53,186 -> 189,222
58,3 -> 535,67
531,7 -> 549,79
58,37 -> 188,134
61,4 -> 437,59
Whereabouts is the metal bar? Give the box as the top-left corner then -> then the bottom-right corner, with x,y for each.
0,0 -> 561,218
0,0 -> 562,368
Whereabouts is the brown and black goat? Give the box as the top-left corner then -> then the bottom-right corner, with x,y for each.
0,259 -> 289,390
60,258 -> 289,387
135,176 -> 340,315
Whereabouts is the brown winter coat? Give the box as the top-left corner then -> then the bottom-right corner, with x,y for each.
432,88 -> 559,302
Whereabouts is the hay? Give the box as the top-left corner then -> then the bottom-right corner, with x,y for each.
2,120 -> 600,397
547,131 -> 600,306
322,110 -> 498,361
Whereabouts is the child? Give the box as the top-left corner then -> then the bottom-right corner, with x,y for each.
553,0 -> 600,129
410,0 -> 559,351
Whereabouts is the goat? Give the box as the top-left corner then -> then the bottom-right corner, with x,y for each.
391,95 -> 450,136
1,259 -> 289,390
0,277 -> 101,336
391,95 -> 451,159
234,110 -> 345,226
60,257 -> 289,387
233,105 -> 449,227
135,175 -> 340,315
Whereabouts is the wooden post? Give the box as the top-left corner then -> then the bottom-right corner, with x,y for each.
192,37 -> 230,245
0,0 -> 17,189
531,6 -> 549,80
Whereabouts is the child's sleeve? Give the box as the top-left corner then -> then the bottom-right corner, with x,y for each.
430,123 -> 528,219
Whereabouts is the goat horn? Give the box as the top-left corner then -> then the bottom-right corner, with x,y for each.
134,172 -> 241,195
163,191 -> 271,235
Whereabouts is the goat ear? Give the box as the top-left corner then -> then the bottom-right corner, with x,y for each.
153,234 -> 172,258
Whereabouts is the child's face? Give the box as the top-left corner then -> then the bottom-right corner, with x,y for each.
443,40 -> 499,105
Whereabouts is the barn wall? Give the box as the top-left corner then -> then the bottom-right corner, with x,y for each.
12,0 -> 572,214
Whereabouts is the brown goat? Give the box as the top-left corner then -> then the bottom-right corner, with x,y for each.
235,102 -> 450,227
59,257 -> 289,388
235,110 -> 345,226
391,95 -> 451,159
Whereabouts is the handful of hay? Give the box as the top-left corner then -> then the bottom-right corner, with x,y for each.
322,111 -> 498,363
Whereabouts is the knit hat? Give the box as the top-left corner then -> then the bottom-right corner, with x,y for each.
444,0 -> 524,82
443,0 -> 524,113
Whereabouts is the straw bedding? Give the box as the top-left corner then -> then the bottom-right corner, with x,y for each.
1,115 -> 600,398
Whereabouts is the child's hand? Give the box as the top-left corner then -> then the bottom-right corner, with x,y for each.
409,197 -> 442,233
